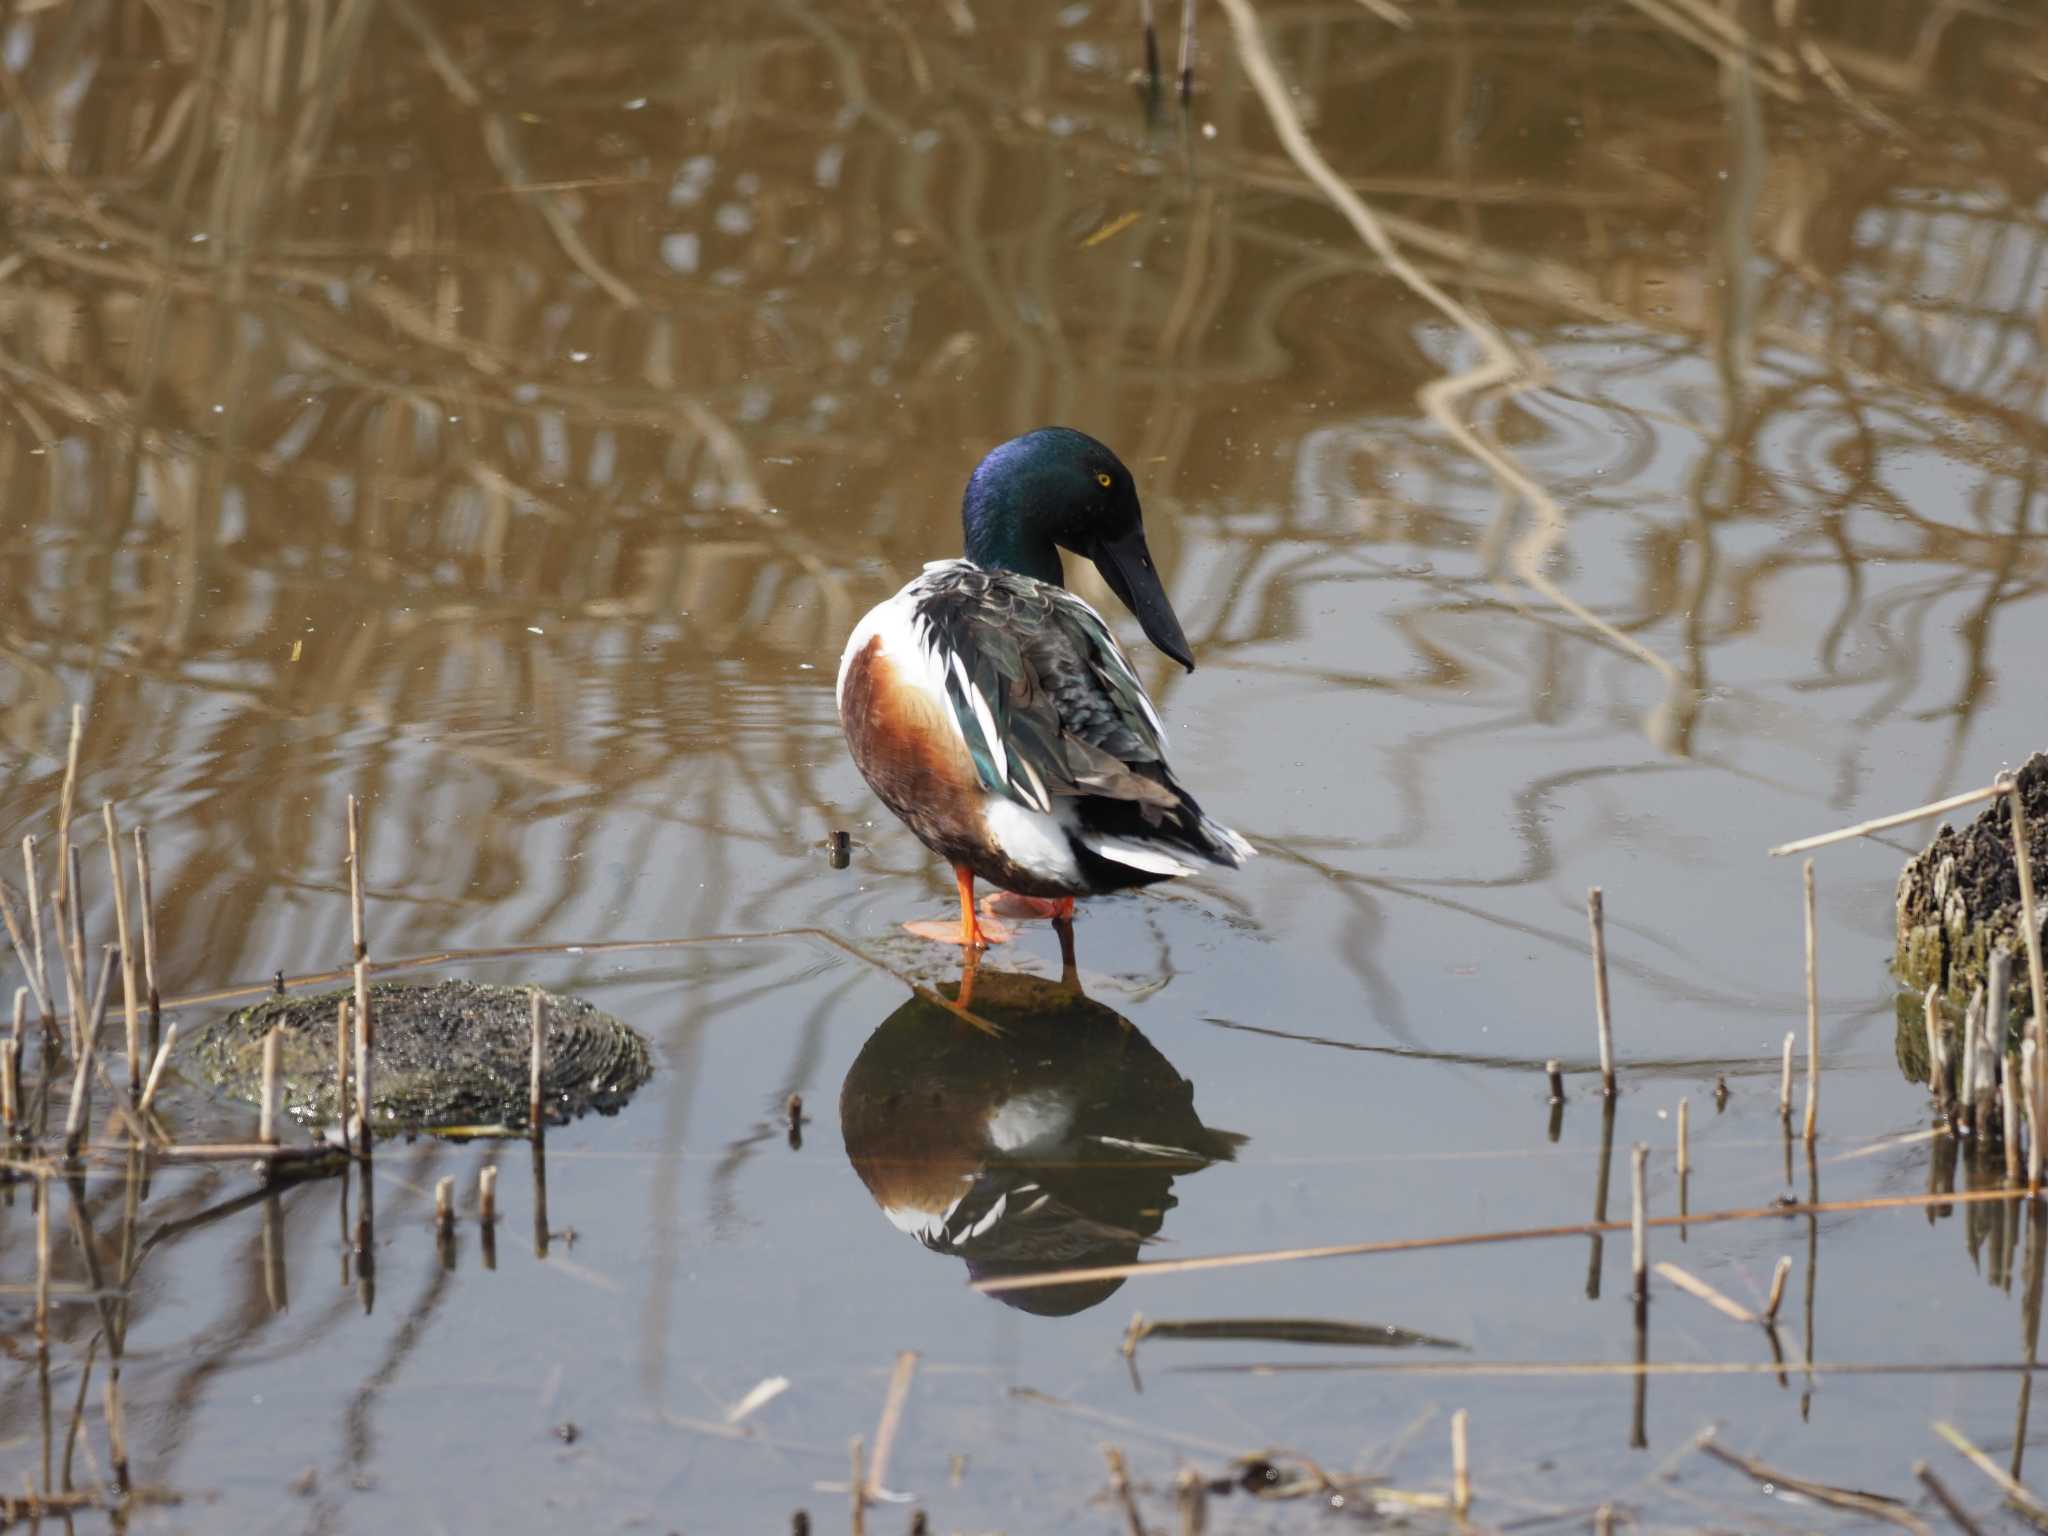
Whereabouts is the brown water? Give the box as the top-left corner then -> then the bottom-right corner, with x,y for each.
3,0 -> 2048,1528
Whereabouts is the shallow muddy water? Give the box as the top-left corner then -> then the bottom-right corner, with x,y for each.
3,0 -> 2048,1529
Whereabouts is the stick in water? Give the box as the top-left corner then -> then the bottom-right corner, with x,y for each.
1802,859 -> 1819,1142
137,1021 -> 179,1120
259,1026 -> 282,1145
434,1177 -> 454,1233
1588,889 -> 1615,1096
1780,1032 -> 1794,1119
1451,1408 -> 1470,1515
1764,1256 -> 1792,1323
529,987 -> 545,1134
479,1165 -> 498,1225
1676,1098 -> 1689,1179
1769,781 -> 2003,857
1545,1059 -> 1564,1105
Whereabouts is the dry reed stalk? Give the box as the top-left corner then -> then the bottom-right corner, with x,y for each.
21,835 -> 51,1024
352,956 -> 371,1155
434,1176 -> 454,1232
103,1375 -> 129,1494
56,848 -> 86,1060
1770,782 -> 2004,857
1764,1256 -> 1792,1322
1914,1461 -> 1988,1536
1102,1446 -> 1143,1536
1802,859 -> 1820,1141
348,797 -> 372,1157
1933,1420 -> 2048,1522
1677,1097 -> 1689,1178
973,1187 -> 2041,1295
1652,1262 -> 1755,1324
2009,776 -> 2048,1045
0,878 -> 50,1022
1780,1031 -> 1795,1118
1,1047 -> 12,1137
866,1351 -> 919,1500
479,1165 -> 498,1225
132,828 -> 158,1026
2027,1035 -> 2043,1192
136,1022 -> 178,1119
4,987 -> 20,1131
1588,889 -> 1615,1095
100,805 -> 138,1097
848,1436 -> 866,1536
61,960 -> 104,1159
1173,1468 -> 1206,1535
529,988 -> 544,1134
1696,1437 -> 1923,1529
1545,1059 -> 1563,1104
1450,1408 -> 1469,1515
346,795 -> 367,963
258,1027 -> 281,1145
1630,1143 -> 1648,1300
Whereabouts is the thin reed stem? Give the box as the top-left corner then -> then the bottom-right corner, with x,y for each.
1589,889 -> 1615,1095
1802,859 -> 1819,1142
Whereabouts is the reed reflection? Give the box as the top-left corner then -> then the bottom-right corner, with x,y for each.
839,960 -> 1243,1316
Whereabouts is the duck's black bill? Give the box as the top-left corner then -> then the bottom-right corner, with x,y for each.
1092,528 -> 1194,672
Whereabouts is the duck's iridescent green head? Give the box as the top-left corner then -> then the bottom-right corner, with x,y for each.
960,426 -> 1194,672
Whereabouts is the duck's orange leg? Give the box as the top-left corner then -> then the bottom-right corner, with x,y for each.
904,864 -> 1013,947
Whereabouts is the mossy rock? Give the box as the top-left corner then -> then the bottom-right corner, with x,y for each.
193,979 -> 652,1134
1895,753 -> 2048,1024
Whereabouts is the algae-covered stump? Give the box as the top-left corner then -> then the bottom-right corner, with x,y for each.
1896,752 -> 2048,1015
195,979 -> 651,1134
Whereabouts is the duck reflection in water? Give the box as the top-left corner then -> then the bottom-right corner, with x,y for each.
840,957 -> 1245,1316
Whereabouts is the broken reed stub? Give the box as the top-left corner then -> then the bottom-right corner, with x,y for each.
828,830 -> 851,869
258,1026 -> 282,1145
1451,1407 -> 1470,1515
434,1176 -> 455,1233
479,1165 -> 498,1226
1588,888 -> 1615,1096
1801,858 -> 1819,1143
1544,1060 -> 1563,1105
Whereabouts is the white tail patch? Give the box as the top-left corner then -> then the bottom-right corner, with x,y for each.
1084,838 -> 1200,878
984,799 -> 1084,887
1202,818 -> 1256,865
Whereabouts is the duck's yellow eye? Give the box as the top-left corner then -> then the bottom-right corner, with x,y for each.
1096,472 -> 1112,488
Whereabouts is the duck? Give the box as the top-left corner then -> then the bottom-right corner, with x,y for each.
836,427 -> 1253,949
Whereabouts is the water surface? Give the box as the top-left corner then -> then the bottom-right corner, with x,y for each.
3,0 -> 2048,1528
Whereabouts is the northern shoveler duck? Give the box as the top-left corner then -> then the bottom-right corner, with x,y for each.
836,427 -> 1254,949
